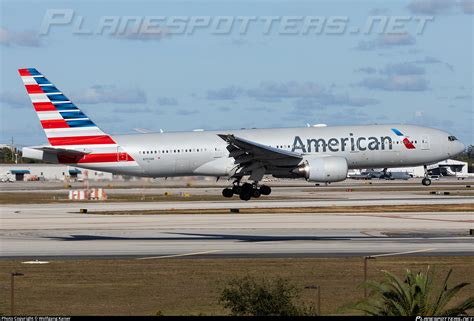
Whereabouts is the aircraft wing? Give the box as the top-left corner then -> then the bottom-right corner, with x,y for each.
218,134 -> 302,180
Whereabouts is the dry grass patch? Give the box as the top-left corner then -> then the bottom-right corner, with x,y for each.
0,256 -> 472,316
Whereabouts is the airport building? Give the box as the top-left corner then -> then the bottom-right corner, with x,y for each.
0,164 -> 113,182
349,159 -> 469,179
387,159 -> 469,177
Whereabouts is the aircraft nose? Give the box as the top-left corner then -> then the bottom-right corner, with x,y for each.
457,141 -> 466,155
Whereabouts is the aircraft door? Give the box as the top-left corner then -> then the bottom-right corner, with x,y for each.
421,135 -> 430,150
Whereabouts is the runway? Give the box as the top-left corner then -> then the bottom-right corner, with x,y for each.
1,207 -> 473,258
1,179 -> 473,259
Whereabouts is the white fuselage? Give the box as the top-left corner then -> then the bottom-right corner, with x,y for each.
74,124 -> 464,179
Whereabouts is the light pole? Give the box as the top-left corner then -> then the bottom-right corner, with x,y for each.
305,285 -> 321,315
364,256 -> 375,298
11,272 -> 24,315
363,248 -> 436,299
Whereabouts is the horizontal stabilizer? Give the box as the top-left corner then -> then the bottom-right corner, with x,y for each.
32,146 -> 90,156
22,146 -> 89,163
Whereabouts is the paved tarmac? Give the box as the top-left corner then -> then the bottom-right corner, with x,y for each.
1,179 -> 473,259
1,208 -> 472,258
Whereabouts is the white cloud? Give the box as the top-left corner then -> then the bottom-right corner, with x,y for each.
356,33 -> 416,51
111,28 -> 171,41
406,0 -> 473,14
207,86 -> 244,100
247,81 -> 325,100
356,67 -> 377,74
359,75 -> 429,91
461,0 -> 474,13
0,91 -> 30,108
207,81 -> 379,107
72,85 -> 147,104
156,97 -> 178,106
407,0 -> 456,14
0,27 -> 42,47
382,62 -> 426,75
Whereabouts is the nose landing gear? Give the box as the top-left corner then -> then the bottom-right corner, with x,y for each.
422,177 -> 432,186
421,165 -> 432,186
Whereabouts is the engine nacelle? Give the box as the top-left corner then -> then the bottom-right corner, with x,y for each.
293,156 -> 348,182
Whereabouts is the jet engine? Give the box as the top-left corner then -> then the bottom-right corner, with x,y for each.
292,156 -> 348,182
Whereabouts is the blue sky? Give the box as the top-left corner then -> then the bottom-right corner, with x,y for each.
0,0 -> 472,146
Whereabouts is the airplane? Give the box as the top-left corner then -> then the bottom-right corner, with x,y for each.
19,68 -> 466,201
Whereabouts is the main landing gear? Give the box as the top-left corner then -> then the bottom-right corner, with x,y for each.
222,181 -> 272,201
421,165 -> 432,186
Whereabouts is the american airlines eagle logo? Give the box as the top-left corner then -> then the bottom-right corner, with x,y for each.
391,128 -> 416,149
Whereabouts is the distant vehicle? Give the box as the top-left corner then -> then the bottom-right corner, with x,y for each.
353,170 -> 412,180
455,173 -> 474,180
430,175 -> 440,180
361,170 -> 389,179
19,68 -> 465,200
370,171 -> 411,180
0,173 -> 15,182
386,172 -> 412,180
348,172 -> 372,180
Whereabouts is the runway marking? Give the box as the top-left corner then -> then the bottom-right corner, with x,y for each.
353,213 -> 473,223
137,250 -> 221,260
22,260 -> 49,264
368,248 -> 437,258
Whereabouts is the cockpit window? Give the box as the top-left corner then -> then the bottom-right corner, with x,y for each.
448,136 -> 458,141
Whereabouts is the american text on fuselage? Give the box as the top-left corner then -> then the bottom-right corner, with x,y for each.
292,134 -> 393,153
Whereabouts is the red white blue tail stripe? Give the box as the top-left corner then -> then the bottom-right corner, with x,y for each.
19,68 -> 115,146
391,128 -> 416,149
19,68 -> 137,166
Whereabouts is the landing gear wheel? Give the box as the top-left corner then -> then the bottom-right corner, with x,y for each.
422,178 -> 432,186
222,188 -> 234,198
232,185 -> 242,195
237,183 -> 253,201
239,192 -> 251,201
260,185 -> 271,196
241,183 -> 253,194
252,188 -> 261,198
